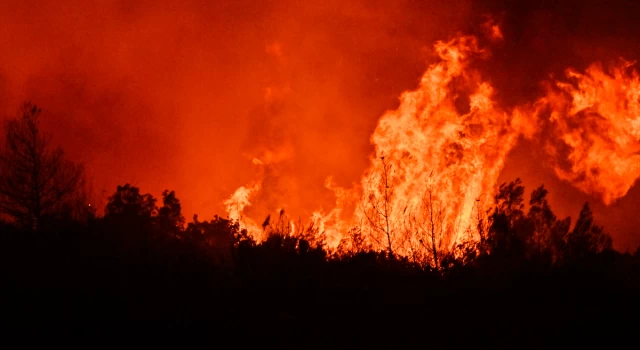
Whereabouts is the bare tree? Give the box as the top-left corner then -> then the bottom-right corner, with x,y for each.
363,156 -> 398,257
0,102 -> 83,228
411,177 -> 445,269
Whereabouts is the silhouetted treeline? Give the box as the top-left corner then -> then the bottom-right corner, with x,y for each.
1,181 -> 639,346
1,104 -> 638,345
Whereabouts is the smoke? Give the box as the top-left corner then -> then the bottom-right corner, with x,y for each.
2,1 -> 640,250
0,0 -> 472,216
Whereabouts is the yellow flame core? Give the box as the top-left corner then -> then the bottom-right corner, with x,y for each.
225,31 -> 640,260
354,35 -> 519,255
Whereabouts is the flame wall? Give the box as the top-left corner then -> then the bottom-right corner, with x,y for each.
2,0 -> 640,250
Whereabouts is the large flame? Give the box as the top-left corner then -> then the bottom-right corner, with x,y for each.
225,28 -> 640,260
539,61 -> 640,204
354,35 -> 520,257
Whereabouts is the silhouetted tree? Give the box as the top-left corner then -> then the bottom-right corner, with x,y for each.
104,184 -> 157,249
527,186 -> 554,253
156,190 -> 185,236
184,215 -> 239,263
105,184 -> 157,220
549,217 -> 571,263
363,156 -> 399,257
566,202 -> 612,260
0,102 -> 83,228
409,180 -> 445,269
488,178 -> 527,256
525,185 -> 572,262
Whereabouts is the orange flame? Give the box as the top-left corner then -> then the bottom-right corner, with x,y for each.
224,181 -> 263,239
540,60 -> 640,204
354,35 -> 519,257
311,176 -> 358,248
225,29 -> 640,260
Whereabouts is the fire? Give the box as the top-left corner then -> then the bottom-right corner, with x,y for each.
224,182 -> 262,239
225,28 -> 640,261
355,35 -> 519,258
311,176 -> 358,248
539,60 -> 640,204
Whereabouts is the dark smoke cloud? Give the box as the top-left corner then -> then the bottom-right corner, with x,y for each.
1,0 -> 639,249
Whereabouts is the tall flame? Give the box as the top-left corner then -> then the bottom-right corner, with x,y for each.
355,35 -> 519,256
225,29 -> 640,260
540,60 -> 640,204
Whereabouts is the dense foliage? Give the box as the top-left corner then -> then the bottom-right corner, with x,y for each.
0,103 -> 637,346
1,181 -> 638,346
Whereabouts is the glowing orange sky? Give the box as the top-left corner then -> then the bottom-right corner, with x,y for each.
2,0 -> 640,250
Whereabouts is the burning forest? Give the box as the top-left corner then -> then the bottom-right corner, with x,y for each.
1,0 -> 640,345
225,26 -> 640,266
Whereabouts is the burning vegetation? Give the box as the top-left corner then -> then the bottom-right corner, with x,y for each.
2,1 -> 640,344
224,27 -> 640,269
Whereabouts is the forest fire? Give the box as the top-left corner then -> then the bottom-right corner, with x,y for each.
4,1 -> 640,342
225,28 -> 640,260
4,1 -> 640,251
